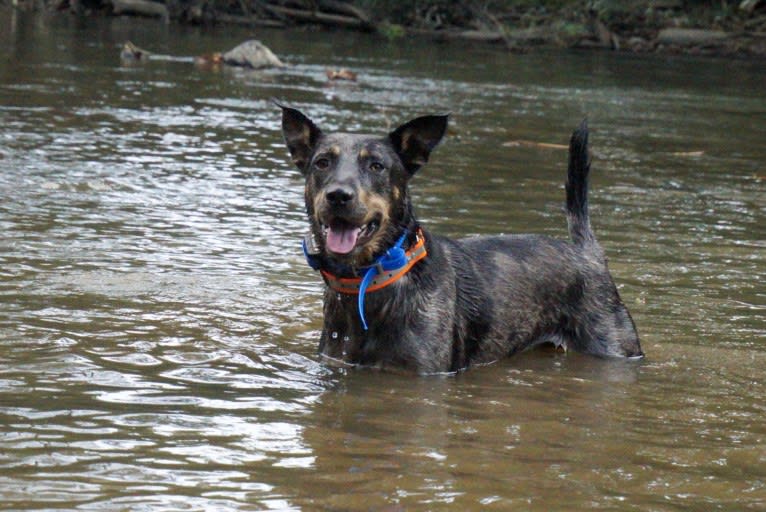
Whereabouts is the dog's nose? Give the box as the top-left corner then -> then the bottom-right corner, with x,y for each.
326,186 -> 355,207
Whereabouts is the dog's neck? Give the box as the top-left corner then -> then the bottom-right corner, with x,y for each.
305,225 -> 427,331
305,227 -> 420,274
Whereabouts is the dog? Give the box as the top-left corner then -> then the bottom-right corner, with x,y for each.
280,105 -> 643,373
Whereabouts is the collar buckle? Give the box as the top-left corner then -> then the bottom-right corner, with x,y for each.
302,232 -> 322,270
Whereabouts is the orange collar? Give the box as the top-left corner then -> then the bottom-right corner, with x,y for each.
320,230 -> 427,295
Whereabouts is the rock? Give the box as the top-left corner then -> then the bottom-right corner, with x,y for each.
221,40 -> 286,69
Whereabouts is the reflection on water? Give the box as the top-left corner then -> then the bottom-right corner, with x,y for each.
1,9 -> 764,511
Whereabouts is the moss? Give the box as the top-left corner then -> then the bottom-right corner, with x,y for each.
556,20 -> 588,38
380,23 -> 406,40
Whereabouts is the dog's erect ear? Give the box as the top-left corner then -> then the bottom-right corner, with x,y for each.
279,104 -> 322,172
388,114 -> 449,174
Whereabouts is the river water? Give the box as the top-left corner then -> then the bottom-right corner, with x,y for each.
0,9 -> 764,511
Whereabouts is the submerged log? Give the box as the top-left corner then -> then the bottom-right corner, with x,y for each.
326,68 -> 357,81
120,40 -> 153,61
194,52 -> 224,69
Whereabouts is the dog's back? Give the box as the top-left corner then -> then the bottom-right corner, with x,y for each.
445,122 -> 641,365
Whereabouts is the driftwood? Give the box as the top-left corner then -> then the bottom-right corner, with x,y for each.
585,10 -> 620,50
319,0 -> 371,24
744,15 -> 766,29
259,2 -> 372,30
111,0 -> 168,20
46,0 -> 69,12
740,0 -> 765,14
120,40 -> 153,60
434,29 -> 505,43
326,68 -> 357,81
459,1 -> 515,49
670,150 -> 705,157
104,0 -> 374,31
502,140 -> 568,150
656,28 -> 730,46
216,13 -> 285,28
408,26 -> 553,45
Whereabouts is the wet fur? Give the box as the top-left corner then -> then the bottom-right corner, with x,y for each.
280,106 -> 643,373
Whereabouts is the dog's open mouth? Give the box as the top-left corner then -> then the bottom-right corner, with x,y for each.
322,218 -> 380,255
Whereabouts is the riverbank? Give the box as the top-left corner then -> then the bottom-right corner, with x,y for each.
7,0 -> 766,58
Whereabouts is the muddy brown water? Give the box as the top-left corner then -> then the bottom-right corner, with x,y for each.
0,10 -> 764,511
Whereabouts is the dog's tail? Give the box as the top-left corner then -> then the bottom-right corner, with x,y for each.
566,120 -> 597,247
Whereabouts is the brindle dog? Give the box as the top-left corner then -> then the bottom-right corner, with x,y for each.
280,105 -> 643,373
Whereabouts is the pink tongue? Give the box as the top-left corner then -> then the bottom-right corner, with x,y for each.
326,225 -> 361,254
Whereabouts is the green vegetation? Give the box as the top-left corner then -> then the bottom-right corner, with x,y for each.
379,22 -> 406,40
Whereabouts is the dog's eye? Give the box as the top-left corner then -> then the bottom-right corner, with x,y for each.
369,162 -> 385,173
313,157 -> 330,170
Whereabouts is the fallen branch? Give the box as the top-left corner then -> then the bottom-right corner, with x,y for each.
111,0 -> 168,20
449,30 -> 506,43
47,0 -> 69,11
739,0 -> 765,14
744,14 -> 766,29
656,28 -> 730,46
460,0 -> 515,50
503,140 -> 568,150
120,40 -> 153,60
586,10 -> 619,49
216,13 -> 285,28
319,0 -> 371,25
260,3 -> 370,30
326,68 -> 357,81
408,26 -> 553,45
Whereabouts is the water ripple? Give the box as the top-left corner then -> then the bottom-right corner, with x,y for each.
0,16 -> 764,511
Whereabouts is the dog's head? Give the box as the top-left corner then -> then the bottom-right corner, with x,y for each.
280,105 -> 447,267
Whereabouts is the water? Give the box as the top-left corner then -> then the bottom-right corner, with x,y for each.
1,10 -> 764,511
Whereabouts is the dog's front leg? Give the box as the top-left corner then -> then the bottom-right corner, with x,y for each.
317,326 -> 341,361
317,292 -> 368,364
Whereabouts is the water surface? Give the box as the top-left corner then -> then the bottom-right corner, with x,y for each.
0,10 -> 764,511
